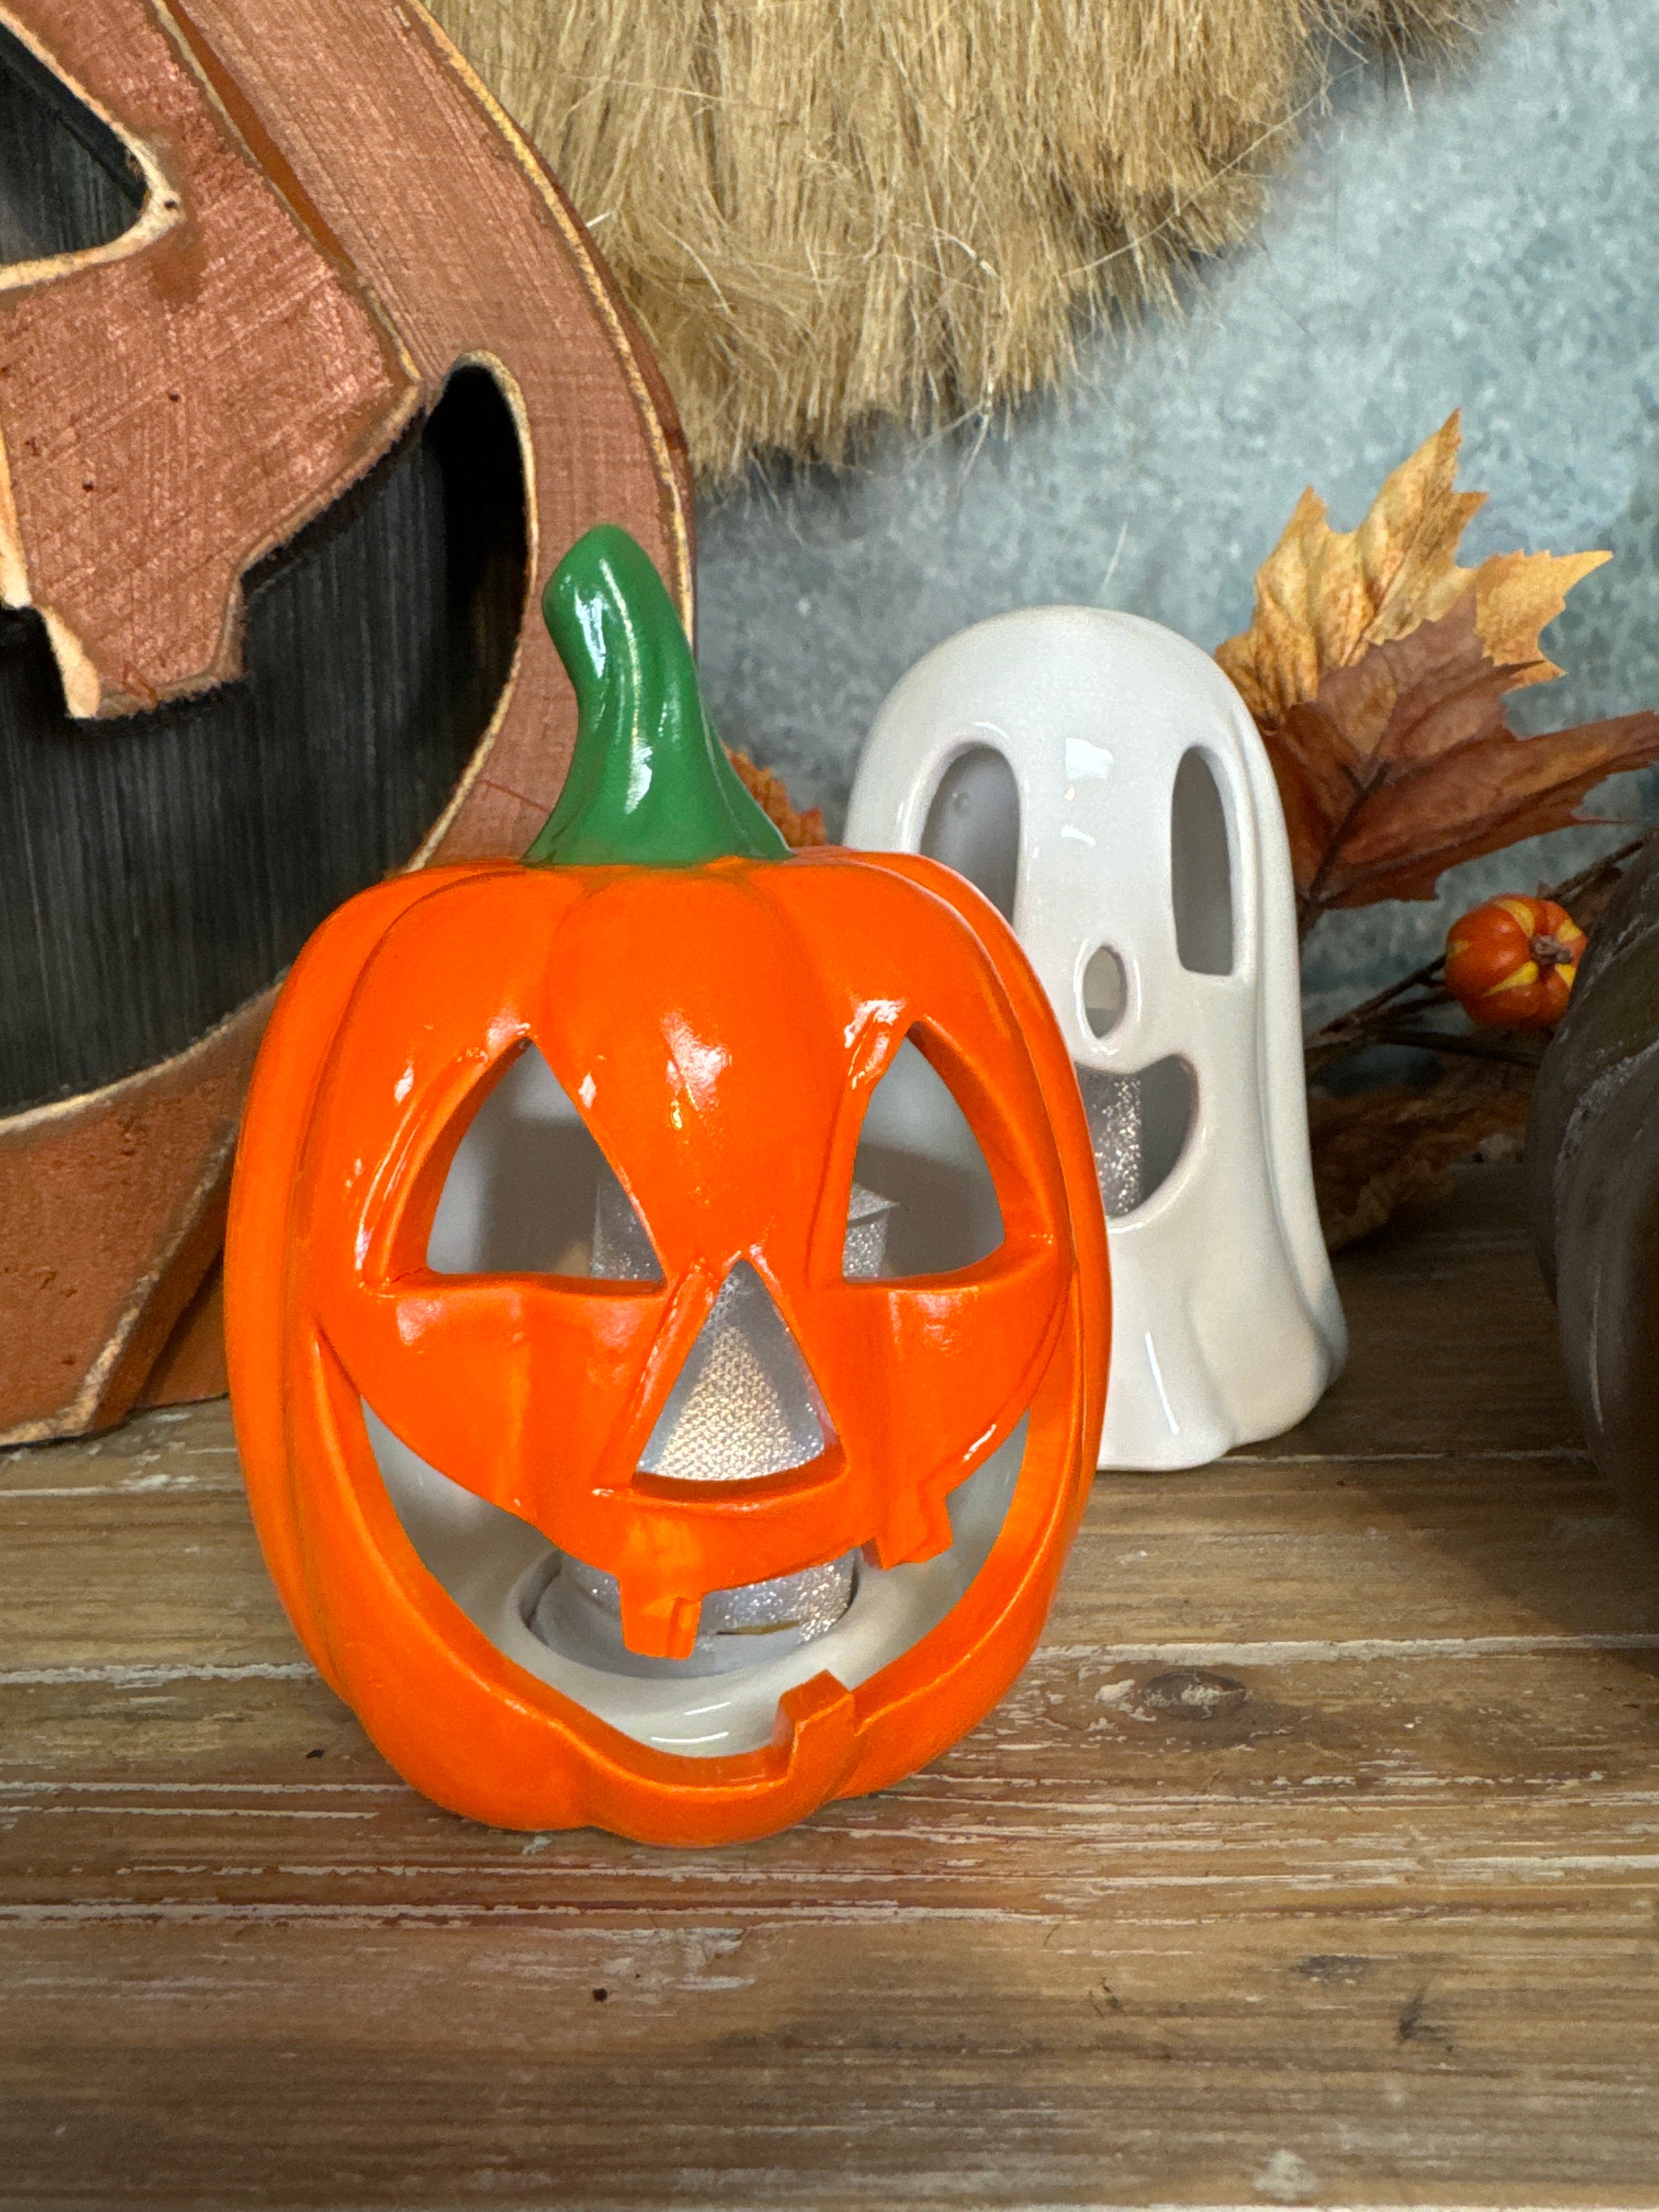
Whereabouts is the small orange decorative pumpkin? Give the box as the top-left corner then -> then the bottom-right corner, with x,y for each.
1444,895 -> 1587,1030
225,527 -> 1108,1846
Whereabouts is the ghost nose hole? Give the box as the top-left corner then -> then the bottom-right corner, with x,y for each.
1080,944 -> 1128,1038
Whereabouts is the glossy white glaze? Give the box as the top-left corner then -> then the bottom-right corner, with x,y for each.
845,606 -> 1345,1469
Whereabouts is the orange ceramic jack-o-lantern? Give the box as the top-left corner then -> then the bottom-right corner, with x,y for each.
225,528 -> 1108,1844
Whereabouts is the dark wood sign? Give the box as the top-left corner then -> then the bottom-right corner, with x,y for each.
0,0 -> 691,1440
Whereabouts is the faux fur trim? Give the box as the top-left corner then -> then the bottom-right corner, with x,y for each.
432,0 -> 1496,478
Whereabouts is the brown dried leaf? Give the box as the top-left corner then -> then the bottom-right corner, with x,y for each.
1218,415 -> 1479,725
1217,415 -> 1659,929
1267,600 -> 1659,912
1309,1063 -> 1532,1252
728,748 -> 827,848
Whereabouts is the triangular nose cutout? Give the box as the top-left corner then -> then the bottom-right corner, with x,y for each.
638,1263 -> 827,1484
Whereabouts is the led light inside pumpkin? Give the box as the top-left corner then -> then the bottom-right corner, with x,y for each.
541,1170 -> 900,1661
226,528 -> 1108,1843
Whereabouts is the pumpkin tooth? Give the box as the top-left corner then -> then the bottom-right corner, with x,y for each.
873,1487 -> 956,1567
618,1584 -> 704,1663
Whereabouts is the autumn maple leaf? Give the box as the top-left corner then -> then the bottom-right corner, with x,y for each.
1217,413 -> 1659,933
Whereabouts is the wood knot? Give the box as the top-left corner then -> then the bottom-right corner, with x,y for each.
1135,1667 -> 1247,1718
1293,1953 -> 1373,1984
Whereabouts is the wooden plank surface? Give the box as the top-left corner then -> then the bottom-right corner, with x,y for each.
5,1165 -> 1659,2209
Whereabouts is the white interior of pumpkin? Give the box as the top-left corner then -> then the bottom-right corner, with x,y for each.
364,1403 -> 1024,1754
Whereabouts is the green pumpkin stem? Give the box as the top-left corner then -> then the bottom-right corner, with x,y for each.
524,525 -> 787,868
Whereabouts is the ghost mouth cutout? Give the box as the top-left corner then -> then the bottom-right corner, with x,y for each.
353,1034 -> 1029,1758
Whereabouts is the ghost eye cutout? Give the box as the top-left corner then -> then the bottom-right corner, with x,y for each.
1171,748 -> 1235,976
427,1041 -> 661,1280
920,744 -> 1020,923
847,1034 -> 1003,1278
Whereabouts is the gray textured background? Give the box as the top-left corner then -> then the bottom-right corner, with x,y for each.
693,0 -> 1659,1025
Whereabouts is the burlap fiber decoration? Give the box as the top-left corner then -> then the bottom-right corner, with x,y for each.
432,0 -> 1491,480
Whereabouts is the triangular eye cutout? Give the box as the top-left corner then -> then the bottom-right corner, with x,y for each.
427,1043 -> 662,1280
640,1263 -> 827,1483
848,1036 -> 1003,1278
0,23 -> 145,266
1074,1055 -> 1195,1218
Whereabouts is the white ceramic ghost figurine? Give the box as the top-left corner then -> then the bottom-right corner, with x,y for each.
845,607 -> 1346,1470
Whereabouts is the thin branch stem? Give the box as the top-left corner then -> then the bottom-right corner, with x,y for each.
1380,1025 -> 1547,1070
1304,827 -> 1656,1080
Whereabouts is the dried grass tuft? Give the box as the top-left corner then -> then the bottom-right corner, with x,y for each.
432,0 -> 1492,479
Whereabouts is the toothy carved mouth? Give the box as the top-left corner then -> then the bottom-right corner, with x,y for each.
361,1401 -> 1027,1757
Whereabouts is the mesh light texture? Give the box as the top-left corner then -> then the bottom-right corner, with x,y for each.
561,1554 -> 857,1643
1076,1065 -> 1144,1219
564,1170 -> 899,1648
639,1260 -> 826,1484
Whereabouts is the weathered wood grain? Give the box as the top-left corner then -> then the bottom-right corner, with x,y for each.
0,993 -> 267,1442
3,1167 -> 1655,2207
